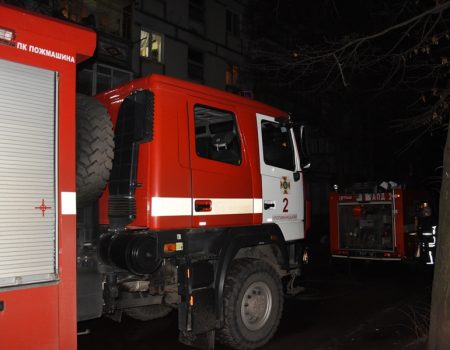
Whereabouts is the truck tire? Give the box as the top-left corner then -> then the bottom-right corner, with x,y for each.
217,259 -> 283,350
124,305 -> 172,321
76,94 -> 114,208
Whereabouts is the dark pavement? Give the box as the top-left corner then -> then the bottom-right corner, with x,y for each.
78,261 -> 432,350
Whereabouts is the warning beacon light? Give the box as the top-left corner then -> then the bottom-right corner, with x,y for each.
0,27 -> 15,44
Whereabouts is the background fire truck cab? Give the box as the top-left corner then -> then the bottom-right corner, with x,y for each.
329,182 -> 436,264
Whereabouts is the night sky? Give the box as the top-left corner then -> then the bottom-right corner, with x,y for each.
244,0 -> 448,192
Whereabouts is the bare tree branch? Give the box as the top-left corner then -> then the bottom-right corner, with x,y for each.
333,53 -> 349,87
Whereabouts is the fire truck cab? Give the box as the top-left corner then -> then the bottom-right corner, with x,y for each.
76,74 -> 310,350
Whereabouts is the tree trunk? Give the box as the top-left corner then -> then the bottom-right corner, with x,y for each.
428,125 -> 450,350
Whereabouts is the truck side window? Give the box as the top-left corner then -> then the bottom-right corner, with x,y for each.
194,105 -> 241,165
261,120 -> 295,171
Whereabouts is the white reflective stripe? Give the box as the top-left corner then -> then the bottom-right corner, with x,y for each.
151,197 -> 192,217
253,198 -> 263,214
151,197 -> 263,217
61,192 -> 76,215
193,198 -> 254,216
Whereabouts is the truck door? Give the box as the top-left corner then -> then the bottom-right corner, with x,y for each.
256,113 -> 304,241
188,99 -> 254,228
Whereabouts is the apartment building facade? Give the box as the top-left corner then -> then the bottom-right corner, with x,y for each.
3,0 -> 247,95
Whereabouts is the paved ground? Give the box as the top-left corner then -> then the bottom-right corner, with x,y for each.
78,261 -> 433,350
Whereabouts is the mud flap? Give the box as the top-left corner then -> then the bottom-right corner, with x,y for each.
178,260 -> 217,349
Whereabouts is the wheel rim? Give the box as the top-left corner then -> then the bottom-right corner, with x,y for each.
240,281 -> 273,331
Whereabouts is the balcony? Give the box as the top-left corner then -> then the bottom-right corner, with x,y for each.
56,0 -> 132,39
4,0 -> 132,39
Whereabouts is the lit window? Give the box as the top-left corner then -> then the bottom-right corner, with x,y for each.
140,29 -> 163,63
226,63 -> 239,87
57,0 -> 131,38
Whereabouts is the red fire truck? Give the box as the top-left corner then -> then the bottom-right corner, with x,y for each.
329,183 -> 436,264
0,4 -> 96,350
75,76 -> 310,350
0,5 -> 311,350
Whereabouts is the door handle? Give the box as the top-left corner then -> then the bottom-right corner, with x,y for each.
264,201 -> 275,210
195,200 -> 212,212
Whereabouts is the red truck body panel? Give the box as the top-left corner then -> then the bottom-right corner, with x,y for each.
0,5 -> 95,350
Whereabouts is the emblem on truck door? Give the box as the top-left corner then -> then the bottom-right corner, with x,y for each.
280,176 -> 291,195
35,199 -> 52,217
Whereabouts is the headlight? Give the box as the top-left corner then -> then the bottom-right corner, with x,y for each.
420,202 -> 432,217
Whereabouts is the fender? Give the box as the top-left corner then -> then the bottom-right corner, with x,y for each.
213,223 -> 290,323
173,224 -> 291,334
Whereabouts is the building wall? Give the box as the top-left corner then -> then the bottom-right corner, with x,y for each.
6,0 -> 247,93
132,0 -> 245,90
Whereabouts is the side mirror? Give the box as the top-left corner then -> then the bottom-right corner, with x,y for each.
301,160 -> 311,170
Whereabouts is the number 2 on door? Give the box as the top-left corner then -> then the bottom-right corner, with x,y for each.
283,198 -> 289,212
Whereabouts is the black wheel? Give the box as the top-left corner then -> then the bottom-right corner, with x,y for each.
76,94 -> 114,208
124,305 -> 172,321
217,259 -> 283,350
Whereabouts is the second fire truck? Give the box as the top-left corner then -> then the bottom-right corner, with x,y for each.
330,182 -> 436,264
